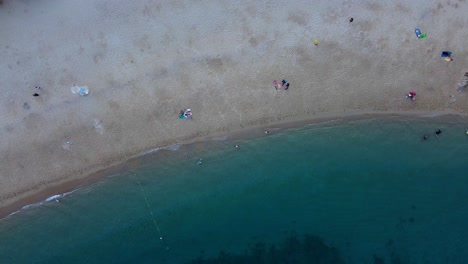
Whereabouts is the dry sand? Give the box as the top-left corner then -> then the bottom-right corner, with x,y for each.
1,0 -> 467,211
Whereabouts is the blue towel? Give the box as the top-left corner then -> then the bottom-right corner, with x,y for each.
441,51 -> 452,58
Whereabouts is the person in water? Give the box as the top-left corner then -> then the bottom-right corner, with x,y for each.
435,129 -> 442,135
423,134 -> 430,140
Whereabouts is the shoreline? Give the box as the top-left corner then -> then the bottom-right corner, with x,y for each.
2,0 -> 468,221
1,110 -> 467,220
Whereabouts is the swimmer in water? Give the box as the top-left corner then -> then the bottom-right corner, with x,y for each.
423,135 -> 430,140
435,129 -> 442,135
465,129 -> 468,135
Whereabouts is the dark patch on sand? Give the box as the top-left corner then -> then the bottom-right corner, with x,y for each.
107,100 -> 121,110
356,20 -> 375,32
142,4 -> 161,17
205,57 -> 227,72
395,3 -> 411,13
23,113 -> 45,130
94,53 -> 104,64
457,72 -> 468,92
249,36 -> 259,47
322,8 -> 339,24
5,125 -> 14,133
367,2 -> 384,11
135,34 -> 152,52
288,11 -> 309,26
23,102 -> 30,110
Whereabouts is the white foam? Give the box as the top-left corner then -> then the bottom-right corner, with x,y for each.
2,190 -> 79,220
21,203 -> 42,210
419,113 -> 447,118
144,144 -> 181,155
45,194 -> 62,202
166,144 -> 180,151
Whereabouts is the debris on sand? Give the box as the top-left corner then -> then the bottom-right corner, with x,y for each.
457,72 -> 468,92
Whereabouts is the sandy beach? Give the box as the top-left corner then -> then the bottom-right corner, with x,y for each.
1,0 -> 467,213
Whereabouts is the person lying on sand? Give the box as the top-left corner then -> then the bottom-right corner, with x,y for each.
179,109 -> 192,119
273,79 -> 290,90
282,79 -> 290,90
406,91 -> 416,101
273,80 -> 282,90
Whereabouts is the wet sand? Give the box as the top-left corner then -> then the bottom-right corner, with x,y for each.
1,0 -> 467,213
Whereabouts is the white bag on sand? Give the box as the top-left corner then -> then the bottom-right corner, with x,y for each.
71,85 -> 89,96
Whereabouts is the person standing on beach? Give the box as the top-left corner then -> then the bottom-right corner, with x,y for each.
33,86 -> 41,97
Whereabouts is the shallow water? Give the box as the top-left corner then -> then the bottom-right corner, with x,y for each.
1,116 -> 468,263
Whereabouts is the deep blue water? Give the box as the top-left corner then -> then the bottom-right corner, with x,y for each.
0,116 -> 467,263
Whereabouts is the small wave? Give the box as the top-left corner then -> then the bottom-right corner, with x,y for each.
166,144 -> 180,151
62,190 -> 77,197
306,119 -> 343,127
7,211 -> 20,217
419,113 -> 447,118
144,147 -> 162,155
144,144 -> 181,155
45,194 -> 62,202
9,190 -> 77,218
21,202 -> 42,210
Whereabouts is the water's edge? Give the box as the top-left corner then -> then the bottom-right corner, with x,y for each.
1,111 -> 466,220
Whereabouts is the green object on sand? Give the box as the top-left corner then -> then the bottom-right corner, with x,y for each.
420,33 -> 427,39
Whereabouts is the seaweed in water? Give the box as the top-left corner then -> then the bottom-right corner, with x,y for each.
187,234 -> 345,264
373,254 -> 385,264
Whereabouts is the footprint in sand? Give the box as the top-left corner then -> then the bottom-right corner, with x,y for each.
94,119 -> 105,135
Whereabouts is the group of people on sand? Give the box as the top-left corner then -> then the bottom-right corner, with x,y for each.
273,79 -> 290,90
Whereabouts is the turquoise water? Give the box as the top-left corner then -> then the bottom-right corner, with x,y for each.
1,116 -> 468,263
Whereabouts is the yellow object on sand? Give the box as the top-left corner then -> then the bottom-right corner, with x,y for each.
444,57 -> 452,62
314,39 -> 318,45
